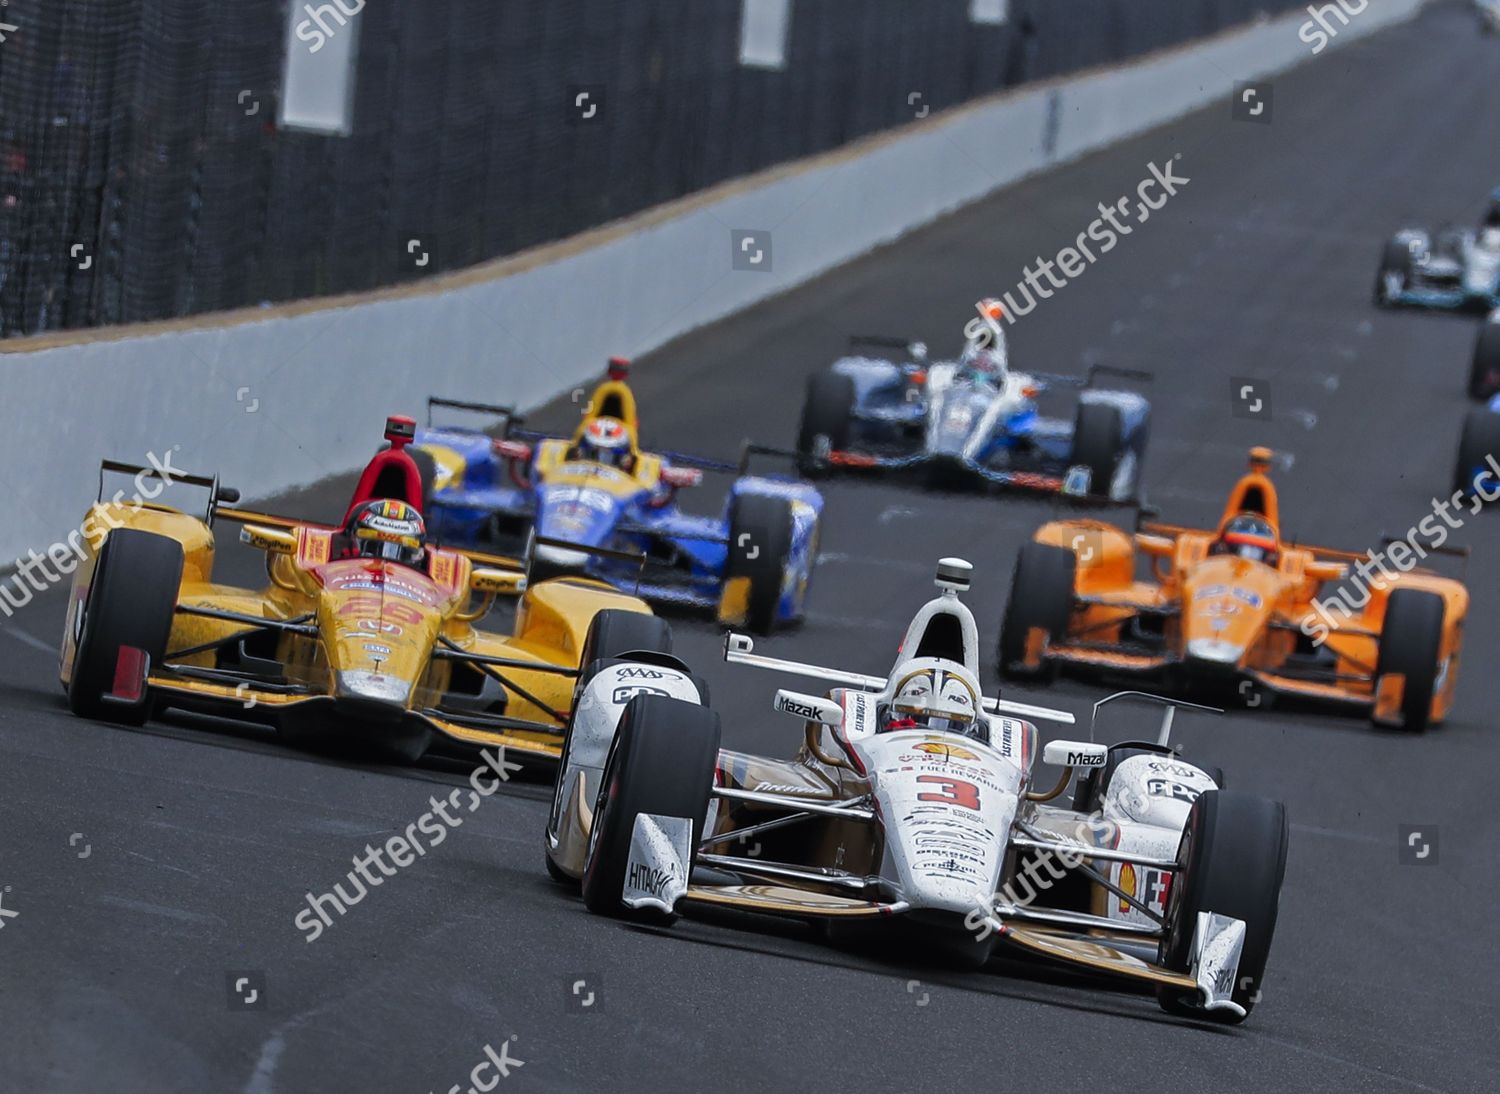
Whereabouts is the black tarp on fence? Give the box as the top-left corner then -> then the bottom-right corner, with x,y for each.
0,0 -> 1299,339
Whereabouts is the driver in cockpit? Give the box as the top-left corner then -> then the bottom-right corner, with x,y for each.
878,664 -> 985,740
956,298 -> 1010,387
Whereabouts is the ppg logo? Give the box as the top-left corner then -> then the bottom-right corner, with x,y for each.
612,685 -> 669,704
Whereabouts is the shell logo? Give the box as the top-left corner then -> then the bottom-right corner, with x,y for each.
1118,863 -> 1137,914
914,740 -> 979,762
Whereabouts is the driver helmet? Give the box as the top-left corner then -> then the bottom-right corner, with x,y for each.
881,664 -> 982,738
1216,513 -> 1278,564
576,416 -> 632,468
348,499 -> 427,568
961,299 -> 1009,376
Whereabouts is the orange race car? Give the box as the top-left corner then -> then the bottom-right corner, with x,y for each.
997,448 -> 1468,732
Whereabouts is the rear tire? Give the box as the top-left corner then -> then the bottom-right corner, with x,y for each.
997,543 -> 1076,680
67,530 -> 183,725
1468,320 -> 1500,400
726,493 -> 795,635
1070,402 -> 1125,499
1157,790 -> 1288,1023
1375,589 -> 1446,733
1453,406 -> 1500,495
580,695 -> 722,923
577,609 -> 672,673
796,372 -> 855,477
1374,238 -> 1411,306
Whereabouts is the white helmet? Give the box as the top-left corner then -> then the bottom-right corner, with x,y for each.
883,661 -> 982,737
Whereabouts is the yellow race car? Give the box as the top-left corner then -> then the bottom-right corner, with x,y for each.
59,417 -> 672,764
998,447 -> 1468,732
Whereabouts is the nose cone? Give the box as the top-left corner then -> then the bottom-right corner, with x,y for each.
335,669 -> 413,719
1181,560 -> 1274,670
535,484 -> 617,557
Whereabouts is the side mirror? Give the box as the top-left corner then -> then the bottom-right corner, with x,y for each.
240,524 -> 296,555
1304,560 -> 1349,582
774,689 -> 843,728
472,567 -> 527,595
1042,740 -> 1107,768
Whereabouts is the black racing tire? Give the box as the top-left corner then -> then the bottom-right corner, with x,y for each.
1374,589 -> 1446,734
577,609 -> 673,673
1157,790 -> 1288,1023
580,694 -> 722,923
1070,401 -> 1126,499
997,543 -> 1076,681
1468,321 -> 1500,400
796,371 -> 855,476
1374,238 -> 1411,306
727,493 -> 795,635
1454,406 -> 1500,496
67,530 -> 183,725
548,651 -> 709,887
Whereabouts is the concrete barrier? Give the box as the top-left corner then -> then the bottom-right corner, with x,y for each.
0,0 -> 1425,565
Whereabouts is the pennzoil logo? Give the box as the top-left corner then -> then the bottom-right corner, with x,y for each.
914,740 -> 979,762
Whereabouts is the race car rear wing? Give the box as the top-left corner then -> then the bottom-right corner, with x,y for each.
426,397 -> 525,437
1029,363 -> 1155,390
847,334 -> 929,361
97,459 -> 240,524
723,633 -> 1076,725
1295,535 -> 1471,580
522,531 -> 649,591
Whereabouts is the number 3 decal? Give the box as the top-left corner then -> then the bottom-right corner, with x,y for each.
916,775 -> 981,810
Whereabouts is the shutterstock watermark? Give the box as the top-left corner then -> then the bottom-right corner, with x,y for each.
294,748 -> 522,942
294,0 -> 365,54
0,450 -> 187,618
996,157 -> 1190,324
1299,0 -> 1369,54
436,1037 -> 524,1092
1303,465 -> 1500,645
963,812 -> 1113,940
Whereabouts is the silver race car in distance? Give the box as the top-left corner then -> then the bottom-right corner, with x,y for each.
1375,195 -> 1500,312
544,558 -> 1289,1023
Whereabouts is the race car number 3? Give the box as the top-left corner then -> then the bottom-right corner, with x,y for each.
915,775 -> 981,809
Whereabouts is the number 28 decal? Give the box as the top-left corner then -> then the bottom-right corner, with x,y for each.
915,775 -> 981,810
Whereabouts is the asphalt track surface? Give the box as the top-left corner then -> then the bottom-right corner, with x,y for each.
3,6 -> 1498,1092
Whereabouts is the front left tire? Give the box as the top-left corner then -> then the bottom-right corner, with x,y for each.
67,529 -> 183,725
580,694 -> 722,923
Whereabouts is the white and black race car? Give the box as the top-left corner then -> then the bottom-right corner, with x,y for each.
543,558 -> 1289,1023
1376,195 -> 1500,312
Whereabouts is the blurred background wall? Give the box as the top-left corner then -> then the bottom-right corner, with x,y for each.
0,0 -> 1298,339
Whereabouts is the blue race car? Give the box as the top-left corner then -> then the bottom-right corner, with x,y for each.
409,361 -> 823,634
795,300 -> 1151,501
1375,192 -> 1500,313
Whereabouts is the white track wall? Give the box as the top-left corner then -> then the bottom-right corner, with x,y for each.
0,0 -> 1423,564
